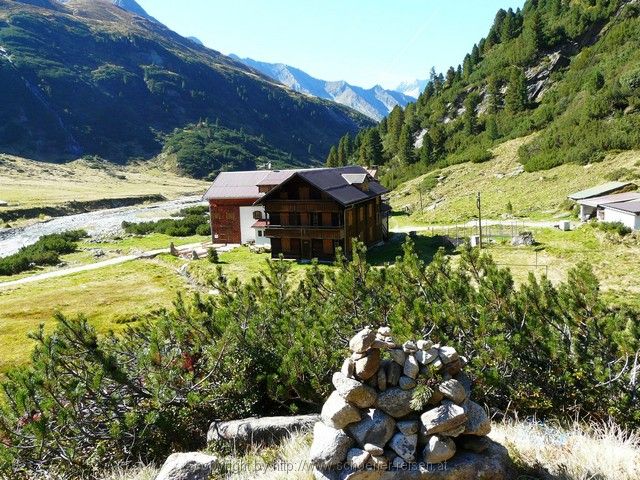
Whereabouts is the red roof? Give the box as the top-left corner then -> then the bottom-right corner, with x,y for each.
251,220 -> 269,228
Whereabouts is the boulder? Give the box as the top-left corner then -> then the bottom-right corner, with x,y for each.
309,422 -> 355,468
454,372 -> 472,401
386,361 -> 402,387
396,420 -> 419,436
363,443 -> 384,456
313,438 -> 513,479
463,401 -> 491,436
389,432 -> 418,463
399,376 -> 416,390
415,348 -> 438,365
389,349 -> 406,366
349,328 -> 376,353
332,372 -> 377,408
155,452 -> 218,480
438,346 -> 459,364
423,435 -> 456,464
438,379 -> 466,405
456,435 -> 491,454
402,341 -> 417,353
347,448 -> 371,469
341,358 -> 355,378
420,401 -> 467,436
403,355 -> 419,379
347,409 -> 395,448
377,365 -> 388,392
207,414 -> 318,446
376,388 -> 414,418
321,391 -> 361,430
355,349 -> 381,381
377,326 -> 392,337
368,455 -> 389,470
416,340 -> 433,350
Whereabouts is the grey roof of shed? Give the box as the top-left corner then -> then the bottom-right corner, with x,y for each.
255,166 -> 388,207
602,200 -> 640,215
578,191 -> 640,208
568,181 -> 634,200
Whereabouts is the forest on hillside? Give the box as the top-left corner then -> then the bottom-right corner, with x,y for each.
327,0 -> 640,189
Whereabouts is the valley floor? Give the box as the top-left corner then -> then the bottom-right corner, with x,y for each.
0,155 -> 207,225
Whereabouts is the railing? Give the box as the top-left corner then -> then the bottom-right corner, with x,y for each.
265,226 -> 345,240
265,200 -> 342,212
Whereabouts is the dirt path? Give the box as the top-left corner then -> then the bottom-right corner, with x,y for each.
0,250 -> 166,290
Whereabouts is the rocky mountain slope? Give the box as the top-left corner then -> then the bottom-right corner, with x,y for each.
232,55 -> 414,121
0,0 -> 372,175
330,0 -> 640,191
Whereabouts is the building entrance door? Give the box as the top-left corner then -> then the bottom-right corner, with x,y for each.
301,240 -> 311,259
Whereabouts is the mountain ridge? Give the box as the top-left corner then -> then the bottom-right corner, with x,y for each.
231,55 -> 415,121
0,0 -> 373,176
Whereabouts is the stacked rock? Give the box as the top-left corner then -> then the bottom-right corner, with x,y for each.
309,326 -> 491,477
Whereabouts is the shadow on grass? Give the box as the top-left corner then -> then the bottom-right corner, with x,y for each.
367,233 -> 457,266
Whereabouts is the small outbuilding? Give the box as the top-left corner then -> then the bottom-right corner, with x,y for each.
568,182 -> 638,221
601,200 -> 640,230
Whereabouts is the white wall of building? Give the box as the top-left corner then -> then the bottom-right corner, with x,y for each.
255,229 -> 270,247
603,207 -> 640,230
239,206 -> 270,244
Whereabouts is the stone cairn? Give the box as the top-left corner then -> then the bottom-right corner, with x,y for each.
309,326 -> 491,478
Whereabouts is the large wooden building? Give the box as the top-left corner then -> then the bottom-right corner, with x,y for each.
203,166 -> 388,260
255,166 -> 388,260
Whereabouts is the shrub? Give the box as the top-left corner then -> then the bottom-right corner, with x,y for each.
595,221 -> 632,236
0,230 -> 86,276
1,241 -> 638,478
122,209 -> 210,237
207,248 -> 219,264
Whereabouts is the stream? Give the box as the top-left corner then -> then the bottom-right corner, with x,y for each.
0,196 -> 205,258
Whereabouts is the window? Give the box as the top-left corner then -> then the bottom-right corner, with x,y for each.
253,210 -> 263,220
289,212 -> 301,226
311,212 -> 321,226
331,212 -> 342,227
270,213 -> 280,225
257,230 -> 263,237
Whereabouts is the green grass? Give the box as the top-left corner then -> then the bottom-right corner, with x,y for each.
79,233 -> 209,253
0,259 -> 186,372
0,234 -> 210,284
389,137 -> 640,224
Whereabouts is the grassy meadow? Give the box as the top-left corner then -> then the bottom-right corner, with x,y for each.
390,136 -> 640,224
0,154 -> 207,213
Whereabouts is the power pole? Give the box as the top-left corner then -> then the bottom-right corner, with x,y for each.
476,192 -> 483,249
419,188 -> 423,212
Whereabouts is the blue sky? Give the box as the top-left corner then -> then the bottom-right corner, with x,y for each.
137,0 -> 525,89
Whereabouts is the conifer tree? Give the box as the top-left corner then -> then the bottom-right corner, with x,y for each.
398,124 -> 416,165
463,93 -> 481,135
487,75 -> 501,114
463,54 -> 473,79
326,145 -> 338,167
446,66 -> 456,87
419,133 -> 433,164
505,67 -> 528,113
358,129 -> 383,167
485,115 -> 499,140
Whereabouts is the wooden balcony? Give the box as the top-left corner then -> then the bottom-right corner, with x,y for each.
264,200 -> 342,213
265,225 -> 345,240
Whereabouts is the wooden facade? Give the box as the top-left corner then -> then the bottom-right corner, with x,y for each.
208,198 -> 257,244
262,176 -> 385,261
